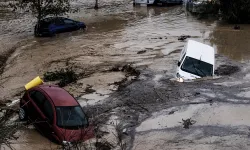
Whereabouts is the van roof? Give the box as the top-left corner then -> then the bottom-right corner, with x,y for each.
185,40 -> 214,65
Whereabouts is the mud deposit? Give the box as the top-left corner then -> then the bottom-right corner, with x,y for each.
1,0 -> 250,149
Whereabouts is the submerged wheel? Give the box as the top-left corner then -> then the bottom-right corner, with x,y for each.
19,107 -> 27,121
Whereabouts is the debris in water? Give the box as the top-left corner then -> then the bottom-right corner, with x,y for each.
194,92 -> 200,96
178,35 -> 191,41
85,85 -> 96,94
43,68 -> 78,87
181,118 -> 196,129
168,110 -> 176,115
234,25 -> 240,30
95,141 -> 113,150
137,50 -> 146,54
208,99 -> 213,106
215,65 -> 240,76
109,64 -> 140,77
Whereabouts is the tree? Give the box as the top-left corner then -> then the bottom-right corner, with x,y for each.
219,0 -> 250,23
94,0 -> 98,9
10,0 -> 75,21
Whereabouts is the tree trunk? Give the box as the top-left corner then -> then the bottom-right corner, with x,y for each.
94,0 -> 98,9
37,0 -> 42,22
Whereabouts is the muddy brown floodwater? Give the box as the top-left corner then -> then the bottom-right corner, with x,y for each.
1,0 -> 250,149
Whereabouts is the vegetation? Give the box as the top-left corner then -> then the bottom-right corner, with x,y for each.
43,68 -> 78,87
95,0 -> 99,9
9,0 -> 76,21
219,0 -> 250,23
0,109 -> 20,148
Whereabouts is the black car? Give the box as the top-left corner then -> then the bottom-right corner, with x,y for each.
34,17 -> 86,37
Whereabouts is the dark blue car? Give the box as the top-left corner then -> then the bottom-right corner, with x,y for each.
34,17 -> 86,37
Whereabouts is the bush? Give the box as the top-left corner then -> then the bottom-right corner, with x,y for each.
219,0 -> 250,23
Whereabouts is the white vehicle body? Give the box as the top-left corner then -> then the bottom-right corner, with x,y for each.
176,40 -> 215,80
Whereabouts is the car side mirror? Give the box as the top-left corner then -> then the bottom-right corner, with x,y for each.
177,61 -> 181,67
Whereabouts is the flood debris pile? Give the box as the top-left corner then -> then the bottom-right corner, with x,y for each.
137,50 -> 146,54
85,85 -> 96,94
43,68 -> 78,87
95,141 -> 113,150
215,65 -> 240,76
180,118 -> 196,129
58,140 -> 114,150
0,108 -> 19,148
109,64 -> 140,77
109,64 -> 140,90
178,35 -> 191,41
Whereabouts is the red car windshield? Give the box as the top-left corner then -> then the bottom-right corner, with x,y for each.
56,106 -> 88,129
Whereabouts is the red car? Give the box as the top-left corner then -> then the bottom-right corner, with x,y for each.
19,85 -> 94,144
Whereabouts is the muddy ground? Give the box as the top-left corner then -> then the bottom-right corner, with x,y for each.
1,0 -> 250,149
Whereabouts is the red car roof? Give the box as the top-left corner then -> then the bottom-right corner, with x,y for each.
38,85 -> 79,107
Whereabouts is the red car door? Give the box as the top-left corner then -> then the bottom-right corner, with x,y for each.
28,90 -> 54,138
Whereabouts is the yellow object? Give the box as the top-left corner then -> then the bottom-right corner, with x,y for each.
25,76 -> 43,90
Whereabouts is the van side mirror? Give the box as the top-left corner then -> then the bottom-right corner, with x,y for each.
177,61 -> 181,67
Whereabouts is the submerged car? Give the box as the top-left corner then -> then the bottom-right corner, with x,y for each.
19,85 -> 94,144
34,17 -> 86,37
176,40 -> 215,80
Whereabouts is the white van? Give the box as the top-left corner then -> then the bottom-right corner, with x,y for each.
176,40 -> 215,80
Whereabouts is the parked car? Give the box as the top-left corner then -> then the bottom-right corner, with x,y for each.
176,40 -> 215,80
19,85 -> 94,144
133,0 -> 182,6
34,17 -> 86,37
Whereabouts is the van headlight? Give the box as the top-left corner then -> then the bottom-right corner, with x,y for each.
176,77 -> 184,83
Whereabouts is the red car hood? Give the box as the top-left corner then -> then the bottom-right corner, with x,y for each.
56,126 -> 95,142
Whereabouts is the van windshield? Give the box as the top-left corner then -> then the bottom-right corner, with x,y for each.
56,106 -> 88,129
181,56 -> 213,77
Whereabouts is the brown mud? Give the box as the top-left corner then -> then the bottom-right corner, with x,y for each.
0,1 -> 250,149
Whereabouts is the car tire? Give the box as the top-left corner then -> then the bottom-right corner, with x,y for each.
19,107 -> 27,121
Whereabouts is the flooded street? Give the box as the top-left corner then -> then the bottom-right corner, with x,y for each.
1,0 -> 250,149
